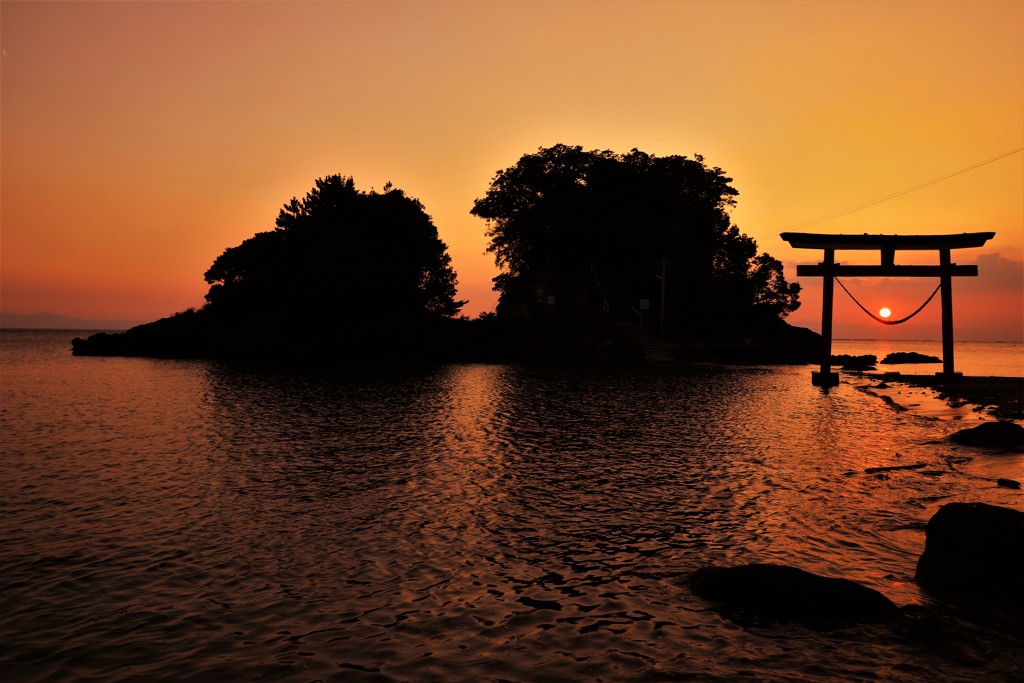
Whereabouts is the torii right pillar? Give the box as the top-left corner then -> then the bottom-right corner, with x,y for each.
939,248 -> 955,378
780,232 -> 995,387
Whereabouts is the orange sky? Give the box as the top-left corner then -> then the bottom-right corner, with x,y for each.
2,0 -> 1021,339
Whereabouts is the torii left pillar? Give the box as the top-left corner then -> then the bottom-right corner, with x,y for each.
815,249 -> 838,387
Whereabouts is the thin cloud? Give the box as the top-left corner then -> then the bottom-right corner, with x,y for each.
958,253 -> 1024,292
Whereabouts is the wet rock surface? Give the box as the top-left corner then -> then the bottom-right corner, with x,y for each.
949,421 -> 1024,448
915,502 -> 1024,606
831,353 -> 876,370
689,563 -> 898,627
881,351 -> 941,364
868,375 -> 1024,420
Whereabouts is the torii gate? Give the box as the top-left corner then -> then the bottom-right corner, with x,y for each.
781,232 -> 994,386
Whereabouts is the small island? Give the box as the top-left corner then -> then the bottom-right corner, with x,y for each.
73,147 -> 818,365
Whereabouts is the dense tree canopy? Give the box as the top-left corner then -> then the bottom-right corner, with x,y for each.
204,175 -> 464,327
471,145 -> 800,339
73,176 -> 468,361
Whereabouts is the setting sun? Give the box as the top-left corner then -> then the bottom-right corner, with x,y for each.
879,307 -> 892,319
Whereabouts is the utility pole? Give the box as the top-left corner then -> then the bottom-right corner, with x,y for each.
654,258 -> 668,339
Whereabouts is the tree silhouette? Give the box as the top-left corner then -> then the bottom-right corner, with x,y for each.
205,175 -> 464,329
73,176 -> 466,361
471,145 -> 800,339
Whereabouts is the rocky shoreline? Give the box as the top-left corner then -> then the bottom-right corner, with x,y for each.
689,503 -> 1024,627
866,374 -> 1024,420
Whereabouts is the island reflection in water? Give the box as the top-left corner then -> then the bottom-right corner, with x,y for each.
2,332 -> 1022,681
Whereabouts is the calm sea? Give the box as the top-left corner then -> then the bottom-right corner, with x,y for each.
831,339 -> 1024,378
1,329 -> 1022,682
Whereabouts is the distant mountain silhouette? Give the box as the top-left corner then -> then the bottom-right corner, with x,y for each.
0,312 -> 142,330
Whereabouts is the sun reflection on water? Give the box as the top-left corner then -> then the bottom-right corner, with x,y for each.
2,331 -> 1022,681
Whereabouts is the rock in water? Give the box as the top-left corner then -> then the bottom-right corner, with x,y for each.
830,353 -> 877,370
915,502 -> 1024,606
881,351 -> 941,364
949,421 -> 1024,448
688,563 -> 898,626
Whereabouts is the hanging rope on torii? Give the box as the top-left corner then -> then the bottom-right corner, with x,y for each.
835,278 -> 941,325
781,232 -> 995,387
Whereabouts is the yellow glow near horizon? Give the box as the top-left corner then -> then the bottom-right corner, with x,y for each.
879,308 -> 892,319
1,0 -> 1021,339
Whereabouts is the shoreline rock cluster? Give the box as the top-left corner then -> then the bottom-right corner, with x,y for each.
873,374 -> 1024,420
688,502 -> 1023,626
830,350 -> 943,372
688,407 -> 1022,628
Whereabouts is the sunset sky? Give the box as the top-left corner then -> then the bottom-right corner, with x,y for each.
2,0 -> 1021,340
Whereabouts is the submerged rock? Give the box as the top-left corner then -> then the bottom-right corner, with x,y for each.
949,421 -> 1024,448
688,563 -> 897,626
864,463 -> 926,474
915,502 -> 1024,606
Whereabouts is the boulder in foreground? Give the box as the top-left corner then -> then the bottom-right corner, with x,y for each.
949,421 -> 1024,448
689,563 -> 898,626
915,502 -> 1024,606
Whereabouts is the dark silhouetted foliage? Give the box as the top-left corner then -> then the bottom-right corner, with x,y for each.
471,145 -> 801,340
205,175 -> 463,323
75,175 -> 465,362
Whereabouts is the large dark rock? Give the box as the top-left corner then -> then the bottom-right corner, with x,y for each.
881,351 -> 941,364
688,563 -> 898,626
915,502 -> 1024,606
949,421 -> 1024,448
831,353 -> 876,370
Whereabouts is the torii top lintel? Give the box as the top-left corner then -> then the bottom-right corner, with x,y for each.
780,232 -> 994,251
780,232 -> 994,278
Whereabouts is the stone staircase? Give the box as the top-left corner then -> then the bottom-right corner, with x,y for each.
616,322 -> 675,362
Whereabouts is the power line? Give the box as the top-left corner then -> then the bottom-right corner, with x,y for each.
774,145 -> 1024,233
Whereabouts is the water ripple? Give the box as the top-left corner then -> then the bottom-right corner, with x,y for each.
2,332 -> 1022,681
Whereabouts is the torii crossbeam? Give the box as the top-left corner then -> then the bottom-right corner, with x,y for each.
781,231 -> 994,386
